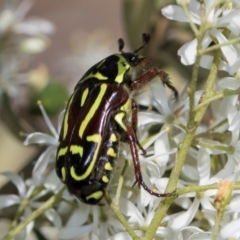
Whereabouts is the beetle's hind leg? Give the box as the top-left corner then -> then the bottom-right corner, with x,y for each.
131,99 -> 146,156
126,125 -> 173,198
113,108 -> 173,198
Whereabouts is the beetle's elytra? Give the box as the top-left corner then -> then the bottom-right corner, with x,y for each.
56,33 -> 178,204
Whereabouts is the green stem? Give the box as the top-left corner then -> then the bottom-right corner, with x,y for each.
3,187 -> 65,240
212,209 -> 223,240
195,88 -> 240,110
201,37 -> 240,54
105,193 -> 140,240
113,160 -> 129,206
193,139 -> 234,154
177,182 -> 240,195
181,3 -> 199,36
10,199 -> 29,229
144,24 -> 224,240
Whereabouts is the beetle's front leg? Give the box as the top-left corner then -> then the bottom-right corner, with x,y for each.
130,67 -> 178,99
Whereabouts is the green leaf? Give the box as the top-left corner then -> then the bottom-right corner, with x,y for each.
29,81 -> 69,114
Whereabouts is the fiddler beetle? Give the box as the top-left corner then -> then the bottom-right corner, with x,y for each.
56,33 -> 178,204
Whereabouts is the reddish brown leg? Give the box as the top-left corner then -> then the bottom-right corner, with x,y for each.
127,125 -> 173,198
131,99 -> 146,156
130,67 -> 178,99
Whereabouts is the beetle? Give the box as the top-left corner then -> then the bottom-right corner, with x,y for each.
56,33 -> 178,204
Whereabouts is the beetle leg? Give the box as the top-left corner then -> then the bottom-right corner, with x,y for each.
130,67 -> 178,99
126,126 -> 173,197
113,110 -> 173,197
131,99 -> 146,156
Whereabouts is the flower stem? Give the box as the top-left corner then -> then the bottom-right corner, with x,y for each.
3,187 -> 65,240
144,22 -> 223,240
105,193 -> 140,240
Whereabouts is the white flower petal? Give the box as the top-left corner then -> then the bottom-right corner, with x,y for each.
0,194 -> 20,209
171,198 -> 200,231
66,207 -> 90,227
162,5 -> 189,22
138,112 -> 164,125
0,172 -> 26,197
181,164 -> 199,182
178,39 -> 197,65
211,157 -> 235,181
19,37 -> 49,54
58,224 -> 93,239
217,10 -> 240,35
162,4 -> 200,24
217,77 -> 240,90
154,131 -> 170,164
32,146 -> 56,177
62,189 -> 75,201
15,18 -> 55,35
23,207 -> 34,236
119,198 -> 144,225
155,178 -> 170,194
211,28 -> 238,65
197,149 -> 210,185
45,208 -> 62,229
0,10 -> 14,34
23,132 -> 57,146
229,111 -> 240,132
221,218 -> 240,238
38,103 -> 58,139
200,55 -> 213,69
188,232 -> 212,240
44,169 -> 63,192
109,231 -> 132,240
149,80 -> 171,115
229,57 -> 240,75
58,110 -> 65,134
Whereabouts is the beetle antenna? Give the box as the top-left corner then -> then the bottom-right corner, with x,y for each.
134,33 -> 150,54
118,38 -> 124,53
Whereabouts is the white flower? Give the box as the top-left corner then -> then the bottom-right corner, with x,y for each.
23,102 -> 62,190
162,1 -> 240,74
0,0 -> 55,37
0,171 -> 62,239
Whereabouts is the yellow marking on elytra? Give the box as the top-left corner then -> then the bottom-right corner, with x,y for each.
86,190 -> 103,201
105,162 -> 113,171
81,88 -> 89,107
63,95 -> 74,139
70,145 -> 83,157
61,167 -> 66,182
96,59 -> 106,68
82,71 -> 107,82
70,134 -> 102,181
107,148 -> 116,157
114,112 -> 127,131
102,175 -> 109,183
115,54 -> 130,83
120,98 -> 131,113
110,133 -> 117,142
79,84 -> 107,138
57,147 -> 68,159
